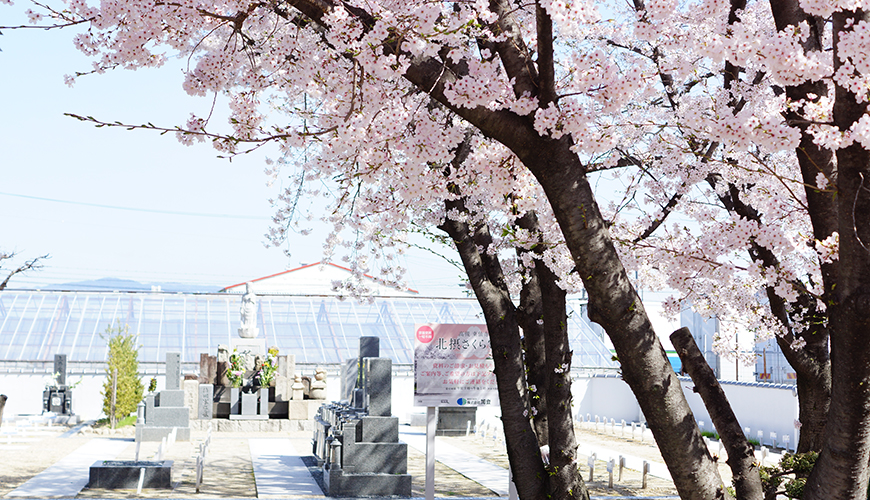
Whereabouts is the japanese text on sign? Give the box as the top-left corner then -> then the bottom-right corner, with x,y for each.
414,323 -> 499,407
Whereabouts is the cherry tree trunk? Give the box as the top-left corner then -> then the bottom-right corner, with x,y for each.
517,136 -> 729,500
804,16 -> 870,493
440,210 -> 548,499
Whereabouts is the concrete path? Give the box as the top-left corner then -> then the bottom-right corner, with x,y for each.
399,428 -> 511,496
249,438 -> 324,498
5,438 -> 130,498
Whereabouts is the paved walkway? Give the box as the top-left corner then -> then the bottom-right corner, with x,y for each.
6,438 -> 130,498
249,438 -> 323,498
399,428 -> 512,496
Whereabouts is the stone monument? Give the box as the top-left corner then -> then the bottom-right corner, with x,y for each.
135,352 -> 191,441
313,337 -> 411,496
42,354 -> 80,424
185,285 -> 327,425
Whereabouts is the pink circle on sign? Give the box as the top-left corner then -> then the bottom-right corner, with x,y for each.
416,326 -> 435,343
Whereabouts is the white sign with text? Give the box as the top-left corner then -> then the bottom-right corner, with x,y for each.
413,323 -> 499,407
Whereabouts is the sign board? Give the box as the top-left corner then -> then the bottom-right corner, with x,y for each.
413,323 -> 499,407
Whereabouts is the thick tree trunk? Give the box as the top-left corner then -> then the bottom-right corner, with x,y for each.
537,259 -> 585,499
767,0 -> 835,454
672,328 -> 763,500
440,202 -> 548,500
519,136 -> 729,500
443,200 -> 589,500
804,12 -> 870,494
515,211 -> 589,500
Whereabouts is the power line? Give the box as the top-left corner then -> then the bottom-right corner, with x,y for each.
0,191 -> 269,220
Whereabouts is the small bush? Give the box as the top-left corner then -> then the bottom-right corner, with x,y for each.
759,452 -> 818,499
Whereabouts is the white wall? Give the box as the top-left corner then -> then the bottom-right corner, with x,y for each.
573,374 -> 801,449
1,369 -> 431,424
682,379 -> 799,447
572,375 -> 643,423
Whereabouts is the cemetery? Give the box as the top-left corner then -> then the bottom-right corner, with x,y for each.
0,272 -> 806,498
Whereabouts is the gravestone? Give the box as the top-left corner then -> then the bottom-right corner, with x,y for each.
314,337 -> 411,496
42,353 -> 77,421
183,380 -> 198,419
166,353 -> 181,390
363,358 -> 391,416
198,385 -> 214,420
199,354 -> 217,385
54,354 -> 67,386
135,352 -> 191,441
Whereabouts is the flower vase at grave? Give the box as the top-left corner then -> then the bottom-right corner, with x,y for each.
230,387 -> 241,415
241,388 -> 259,416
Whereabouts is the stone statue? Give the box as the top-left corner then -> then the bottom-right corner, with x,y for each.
310,367 -> 327,400
238,282 -> 259,338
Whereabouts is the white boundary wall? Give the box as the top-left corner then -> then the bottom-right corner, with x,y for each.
572,374 -> 800,449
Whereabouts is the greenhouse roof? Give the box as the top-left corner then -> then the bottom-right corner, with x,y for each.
0,290 -> 616,368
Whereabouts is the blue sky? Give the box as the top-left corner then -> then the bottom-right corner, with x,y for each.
0,4 -> 465,295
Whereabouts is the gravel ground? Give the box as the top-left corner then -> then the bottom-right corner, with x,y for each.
0,421 -> 702,498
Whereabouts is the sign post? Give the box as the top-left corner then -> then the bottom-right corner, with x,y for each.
425,406 -> 436,500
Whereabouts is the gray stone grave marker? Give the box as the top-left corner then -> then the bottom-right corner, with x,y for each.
54,354 -> 67,386
198,385 -> 213,419
166,352 -> 181,390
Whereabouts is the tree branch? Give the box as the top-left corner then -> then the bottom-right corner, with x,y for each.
671,327 -> 764,500
0,253 -> 49,290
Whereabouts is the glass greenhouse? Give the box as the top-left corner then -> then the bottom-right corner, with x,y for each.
0,290 -> 617,368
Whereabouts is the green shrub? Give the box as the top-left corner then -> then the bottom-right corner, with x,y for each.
101,324 -> 144,428
758,452 -> 818,499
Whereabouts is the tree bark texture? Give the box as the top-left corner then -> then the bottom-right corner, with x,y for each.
805,10 -> 870,495
672,327 -> 763,500
516,210 -> 585,498
538,258 -> 585,499
516,228 -> 551,446
441,199 -> 590,500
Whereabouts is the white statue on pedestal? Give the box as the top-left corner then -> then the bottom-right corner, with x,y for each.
238,282 -> 260,339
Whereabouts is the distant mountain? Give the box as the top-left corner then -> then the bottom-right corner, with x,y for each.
45,277 -> 220,293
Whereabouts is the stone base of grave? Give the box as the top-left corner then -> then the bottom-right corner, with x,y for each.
47,414 -> 82,425
190,418 -> 314,432
229,414 -> 269,420
88,460 -> 173,489
211,398 -> 320,421
324,466 -> 412,497
135,426 -> 191,442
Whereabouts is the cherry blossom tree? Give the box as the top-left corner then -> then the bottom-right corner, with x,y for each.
5,0 -> 870,496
